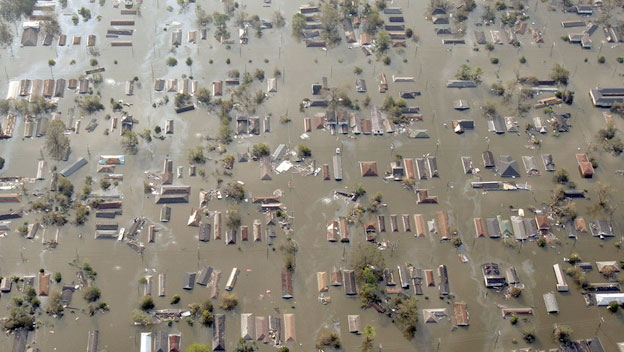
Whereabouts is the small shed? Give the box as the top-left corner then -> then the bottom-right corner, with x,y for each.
183,272 -> 196,290
347,315 -> 361,333
283,314 -> 296,342
543,292 -> 559,313
343,270 -> 357,295
281,270 -> 293,298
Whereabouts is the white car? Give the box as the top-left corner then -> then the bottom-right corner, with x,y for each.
336,148 -> 341,154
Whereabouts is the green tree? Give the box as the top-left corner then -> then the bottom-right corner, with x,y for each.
0,21 -> 13,55
234,338 -> 258,352
48,59 -> 56,79
83,286 -> 101,302
121,131 -> 139,154
391,296 -> 419,340
225,207 -> 241,230
166,57 -> 178,66
252,143 -> 270,158
291,13 -> 306,40
196,88 -> 211,105
320,3 -> 341,46
550,64 -> 570,86
220,293 -> 238,310
297,145 -> 312,158
186,57 -> 193,75
362,325 -> 376,352
553,325 -> 573,346
45,120 -> 69,160
376,30 -> 391,55
272,11 -> 285,28
45,290 -> 64,315
187,344 -> 211,352
139,296 -> 155,311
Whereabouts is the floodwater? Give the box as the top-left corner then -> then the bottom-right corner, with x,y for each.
1,0 -> 624,351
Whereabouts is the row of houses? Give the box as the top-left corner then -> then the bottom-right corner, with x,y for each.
473,215 -> 549,240
461,150 -> 594,178
239,313 -> 296,345
327,212 -> 451,242
6,78 -> 94,100
462,152 -> 557,177
21,22 -> 98,47
361,211 -> 451,241
474,215 -> 615,239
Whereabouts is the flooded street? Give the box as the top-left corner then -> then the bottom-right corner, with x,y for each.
1,0 -> 624,351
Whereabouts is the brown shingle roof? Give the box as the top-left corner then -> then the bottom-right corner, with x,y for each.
359,161 -> 378,177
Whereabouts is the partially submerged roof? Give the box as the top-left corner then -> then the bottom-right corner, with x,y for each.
359,161 -> 378,177
497,155 -> 520,178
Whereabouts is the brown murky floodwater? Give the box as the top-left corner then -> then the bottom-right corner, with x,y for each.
1,0 -> 624,351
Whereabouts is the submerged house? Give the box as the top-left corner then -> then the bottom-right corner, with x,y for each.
576,153 -> 594,178
590,221 -> 614,238
454,302 -> 469,326
213,314 -> 225,351
438,265 -> 450,295
542,153 -> 556,172
343,270 -> 357,295
482,263 -> 506,288
497,155 -> 520,178
359,161 -> 378,177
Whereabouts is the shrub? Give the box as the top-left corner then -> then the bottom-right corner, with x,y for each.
166,57 -> 178,66
553,325 -> 573,346
196,88 -> 211,105
220,293 -> 238,310
121,131 -> 139,154
200,310 -> 213,326
252,143 -> 270,159
139,296 -> 155,311
390,296 -> 419,340
77,96 -> 104,114
519,56 -> 526,64
491,82 -> 505,96
83,286 -> 101,302
451,237 -> 462,247
225,182 -> 245,201
550,64 -> 569,85
617,57 -> 623,64
46,290 -> 64,315
523,328 -> 536,343
170,295 -> 180,304
553,168 -> 569,184
316,330 -> 341,349
490,57 -> 499,64
254,69 -> 265,81
2,307 -> 36,331
510,315 -> 518,324
188,146 -> 206,164
131,309 -> 153,325
598,56 -> 606,64
608,301 -> 619,312
297,145 -> 312,158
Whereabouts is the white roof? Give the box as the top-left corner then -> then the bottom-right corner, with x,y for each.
23,21 -> 40,29
595,293 -> 624,306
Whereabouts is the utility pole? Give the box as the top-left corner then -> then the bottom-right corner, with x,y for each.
595,317 -> 604,335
